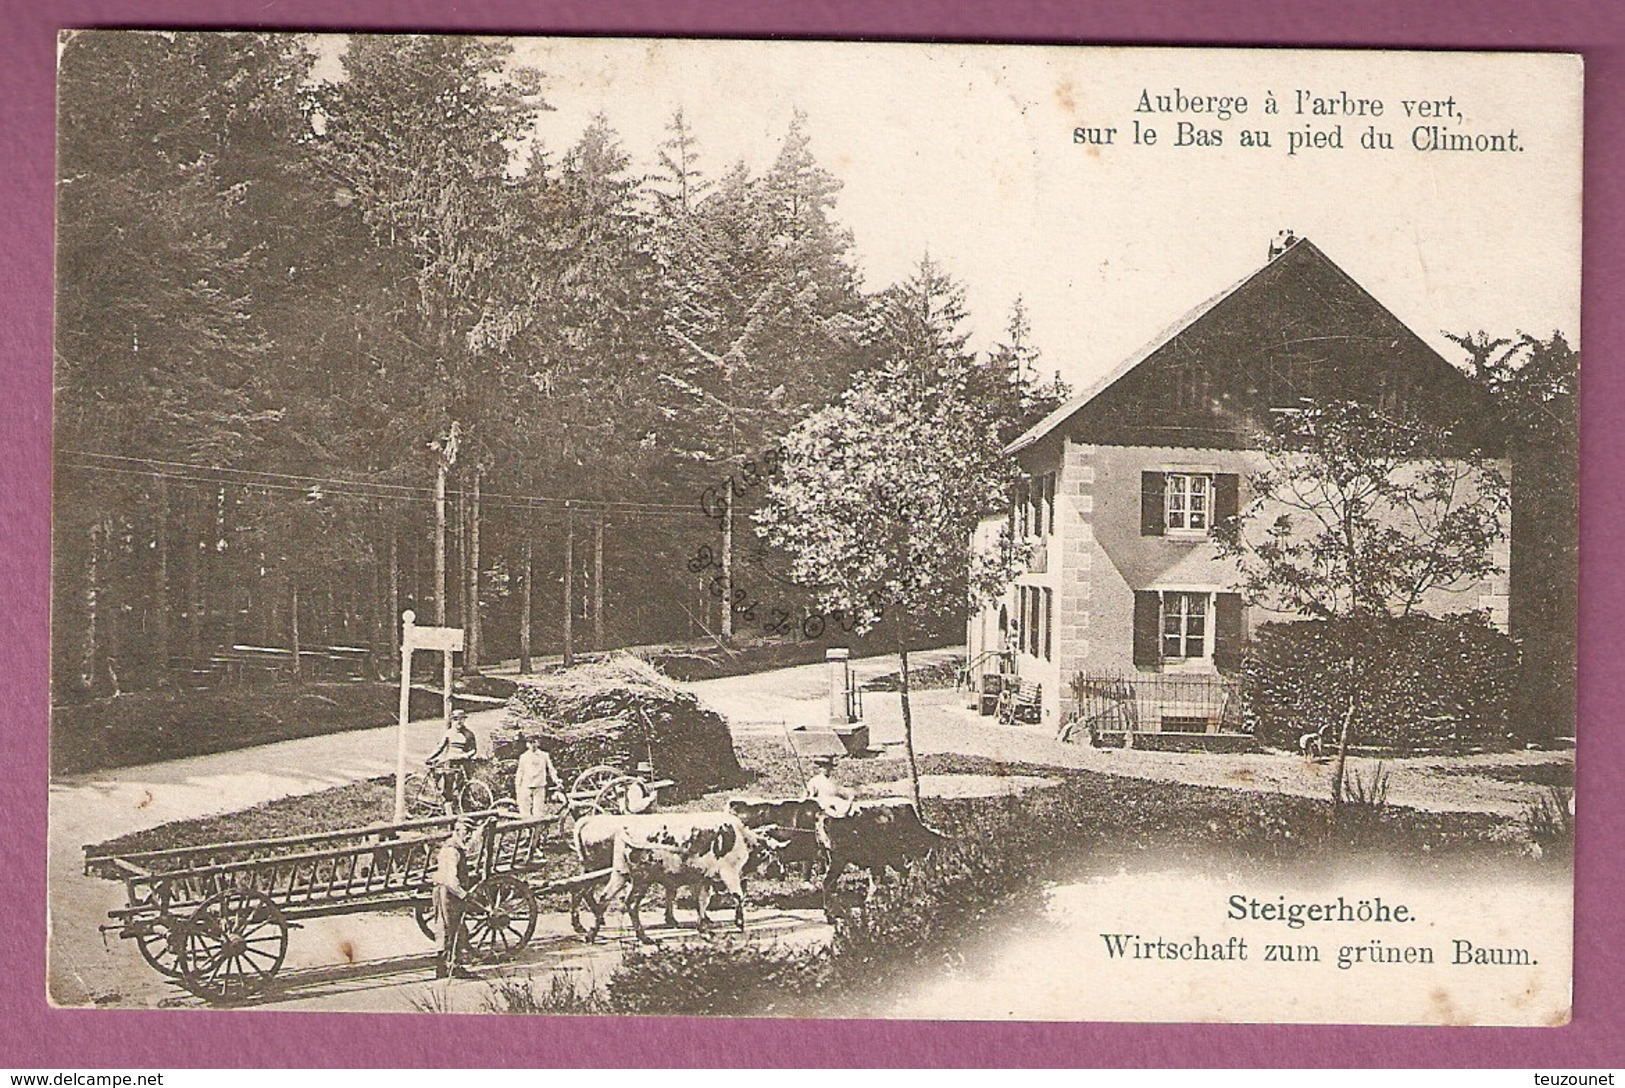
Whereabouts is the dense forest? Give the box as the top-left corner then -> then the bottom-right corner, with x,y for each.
52,32 -> 1067,699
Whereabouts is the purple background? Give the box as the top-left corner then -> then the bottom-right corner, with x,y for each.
3,0 -> 1620,1068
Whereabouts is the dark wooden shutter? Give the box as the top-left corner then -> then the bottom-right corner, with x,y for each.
1214,473 -> 1240,525
1133,591 -> 1161,666
1043,588 -> 1054,661
1140,472 -> 1166,536
1214,592 -> 1245,672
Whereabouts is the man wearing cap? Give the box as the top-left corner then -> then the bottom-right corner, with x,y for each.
514,735 -> 560,819
432,817 -> 480,980
426,710 -> 479,811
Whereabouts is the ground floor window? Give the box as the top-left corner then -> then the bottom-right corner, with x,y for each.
1016,585 -> 1053,661
1134,589 -> 1245,670
1160,591 -> 1211,661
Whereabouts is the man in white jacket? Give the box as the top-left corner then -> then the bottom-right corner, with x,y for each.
514,735 -> 560,819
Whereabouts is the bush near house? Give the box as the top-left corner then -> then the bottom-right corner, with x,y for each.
1240,613 -> 1519,752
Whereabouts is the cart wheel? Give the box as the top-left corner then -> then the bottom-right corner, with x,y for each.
414,898 -> 438,942
460,778 -> 497,813
179,889 -> 288,1003
570,764 -> 623,799
404,772 -> 445,819
591,776 -> 643,815
461,875 -> 537,964
135,919 -> 187,979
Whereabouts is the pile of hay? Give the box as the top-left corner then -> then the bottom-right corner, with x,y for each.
502,654 -> 745,800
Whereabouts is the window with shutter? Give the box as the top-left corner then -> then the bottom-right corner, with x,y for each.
1160,591 -> 1209,660
1165,473 -> 1213,533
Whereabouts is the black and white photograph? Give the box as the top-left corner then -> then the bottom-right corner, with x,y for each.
48,33 -> 1580,1023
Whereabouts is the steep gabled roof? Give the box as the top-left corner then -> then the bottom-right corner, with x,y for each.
1009,237 -> 1497,455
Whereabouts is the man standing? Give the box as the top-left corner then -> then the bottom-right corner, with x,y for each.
432,817 -> 480,980
514,735 -> 559,819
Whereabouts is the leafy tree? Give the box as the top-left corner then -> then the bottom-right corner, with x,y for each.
1446,331 -> 1578,738
755,258 -> 1025,806
1214,399 -> 1509,805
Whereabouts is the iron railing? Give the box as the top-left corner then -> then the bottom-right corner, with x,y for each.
1068,673 -> 1244,735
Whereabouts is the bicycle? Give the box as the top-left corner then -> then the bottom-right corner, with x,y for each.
403,760 -> 499,818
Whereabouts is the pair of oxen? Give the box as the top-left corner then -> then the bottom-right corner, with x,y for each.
568,797 -> 947,944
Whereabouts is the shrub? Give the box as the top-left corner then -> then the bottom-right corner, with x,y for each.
1338,762 -> 1392,846
604,937 -> 831,1016
1241,613 -> 1518,753
1523,786 -> 1574,859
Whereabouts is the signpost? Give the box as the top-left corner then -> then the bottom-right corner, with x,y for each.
394,610 -> 465,822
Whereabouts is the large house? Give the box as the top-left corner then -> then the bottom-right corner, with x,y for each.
966,233 -> 1511,737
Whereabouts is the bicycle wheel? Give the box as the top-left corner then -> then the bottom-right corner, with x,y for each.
404,772 -> 445,819
460,778 -> 496,813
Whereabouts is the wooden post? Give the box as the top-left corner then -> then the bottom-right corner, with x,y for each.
394,610 -> 415,822
465,470 -> 482,674
563,502 -> 575,666
387,524 -> 400,678
434,459 -> 448,626
442,637 -> 455,724
593,511 -> 604,650
290,582 -> 301,678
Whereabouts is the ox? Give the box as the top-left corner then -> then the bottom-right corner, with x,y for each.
817,797 -> 949,922
726,797 -> 823,878
574,813 -> 778,944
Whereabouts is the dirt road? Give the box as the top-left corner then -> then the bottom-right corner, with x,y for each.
50,645 -> 1566,1011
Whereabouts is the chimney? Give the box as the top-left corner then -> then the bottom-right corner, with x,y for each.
1268,229 -> 1297,261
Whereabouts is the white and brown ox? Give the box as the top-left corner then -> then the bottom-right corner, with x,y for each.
817,797 -> 949,922
572,812 -> 780,944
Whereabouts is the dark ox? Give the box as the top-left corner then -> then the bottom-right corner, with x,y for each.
726,797 -> 823,877
573,813 -> 778,944
817,797 -> 949,922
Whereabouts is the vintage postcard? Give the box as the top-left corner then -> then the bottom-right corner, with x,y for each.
48,34 -> 1579,1025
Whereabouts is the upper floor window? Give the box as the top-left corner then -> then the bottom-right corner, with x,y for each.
1141,470 -> 1239,538
1165,473 -> 1211,533
1014,471 -> 1057,537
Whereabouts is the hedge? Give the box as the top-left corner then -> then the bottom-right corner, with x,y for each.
1240,612 -> 1518,752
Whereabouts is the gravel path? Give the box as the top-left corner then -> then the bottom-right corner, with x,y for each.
682,658 -> 1571,821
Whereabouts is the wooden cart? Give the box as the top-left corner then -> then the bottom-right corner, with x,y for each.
85,811 -> 602,1004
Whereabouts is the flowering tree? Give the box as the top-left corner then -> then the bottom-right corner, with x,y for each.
755,271 -> 1025,804
1214,399 -> 1509,807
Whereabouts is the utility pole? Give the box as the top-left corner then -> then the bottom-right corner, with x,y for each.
563,501 -> 575,666
593,510 -> 604,650
432,422 -> 460,626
